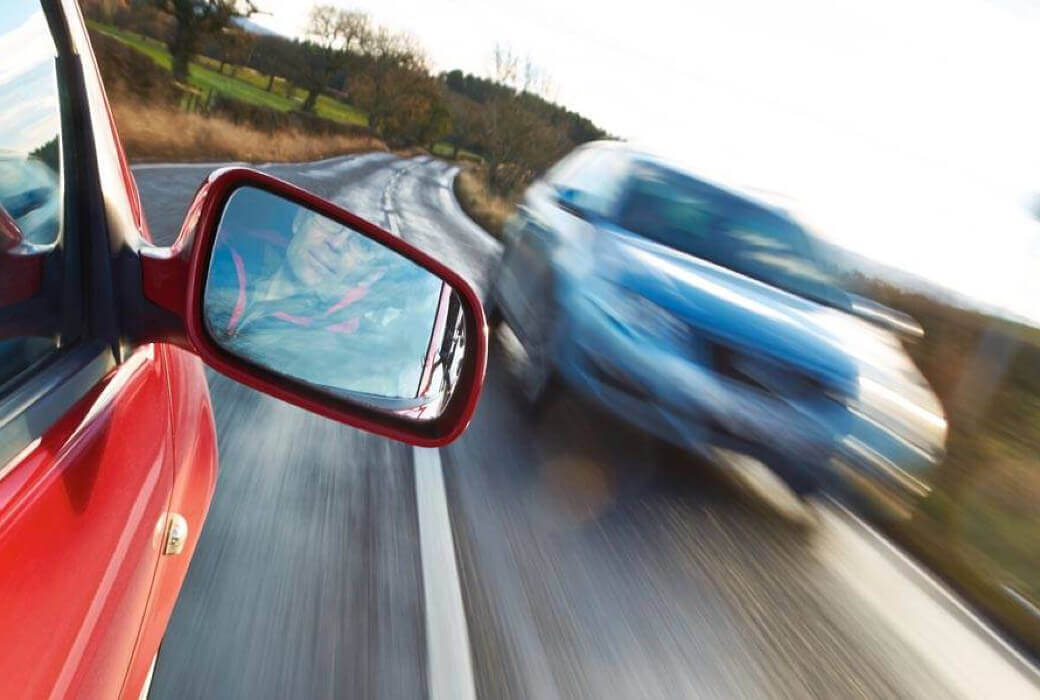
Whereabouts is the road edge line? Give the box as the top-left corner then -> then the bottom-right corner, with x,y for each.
413,446 -> 477,700
824,498 -> 1040,686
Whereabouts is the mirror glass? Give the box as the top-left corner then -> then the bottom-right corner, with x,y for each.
203,186 -> 467,421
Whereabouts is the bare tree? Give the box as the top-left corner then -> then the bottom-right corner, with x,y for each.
299,5 -> 370,113
479,44 -> 570,193
350,28 -> 439,142
491,44 -> 555,99
142,0 -> 256,82
492,45 -> 520,89
480,98 -> 567,193
214,26 -> 254,75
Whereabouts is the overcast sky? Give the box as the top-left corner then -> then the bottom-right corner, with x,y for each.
253,0 -> 1040,323
0,8 -> 60,154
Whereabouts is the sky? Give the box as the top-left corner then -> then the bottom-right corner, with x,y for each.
252,0 -> 1040,324
0,7 -> 60,155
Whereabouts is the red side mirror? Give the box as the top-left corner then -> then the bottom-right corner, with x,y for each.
138,167 -> 487,446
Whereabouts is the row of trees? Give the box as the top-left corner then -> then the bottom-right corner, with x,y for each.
440,49 -> 607,193
84,0 -> 609,194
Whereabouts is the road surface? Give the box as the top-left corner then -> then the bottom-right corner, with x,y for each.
134,154 -> 1040,699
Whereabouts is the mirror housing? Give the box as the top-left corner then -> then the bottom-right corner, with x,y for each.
136,167 -> 487,446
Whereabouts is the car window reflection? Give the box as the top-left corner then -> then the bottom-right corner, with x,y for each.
0,5 -> 62,247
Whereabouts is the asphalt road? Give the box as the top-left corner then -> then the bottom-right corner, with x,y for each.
134,154 -> 1040,699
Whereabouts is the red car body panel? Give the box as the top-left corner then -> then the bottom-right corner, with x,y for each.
0,346 -> 175,699
119,346 -> 217,700
0,2 -> 220,698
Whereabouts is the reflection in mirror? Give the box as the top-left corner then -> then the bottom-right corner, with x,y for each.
203,186 -> 466,421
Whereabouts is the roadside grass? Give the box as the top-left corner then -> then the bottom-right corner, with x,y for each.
431,142 -> 483,162
452,164 -> 515,238
313,95 -> 368,126
87,21 -> 367,126
89,23 -> 173,67
111,99 -> 386,163
195,58 -> 305,100
848,280 -> 1040,655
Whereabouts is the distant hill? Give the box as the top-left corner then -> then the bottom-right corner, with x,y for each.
231,16 -> 282,37
441,69 -> 609,146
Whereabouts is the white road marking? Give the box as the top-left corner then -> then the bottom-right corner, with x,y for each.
137,653 -> 157,700
817,502 -> 1040,699
413,447 -> 477,700
379,164 -> 477,700
1004,585 -> 1040,624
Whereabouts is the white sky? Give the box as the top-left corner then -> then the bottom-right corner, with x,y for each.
253,0 -> 1040,324
0,10 -> 60,154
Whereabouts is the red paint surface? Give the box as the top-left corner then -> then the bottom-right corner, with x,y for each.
0,250 -> 43,306
0,5 -> 220,698
117,346 -> 218,700
0,205 -> 22,250
0,347 -> 174,699
0,204 -> 43,305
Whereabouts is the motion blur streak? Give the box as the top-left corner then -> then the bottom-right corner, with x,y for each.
134,155 -> 1039,699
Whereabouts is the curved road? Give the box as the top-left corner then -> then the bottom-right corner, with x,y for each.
133,154 -> 1039,699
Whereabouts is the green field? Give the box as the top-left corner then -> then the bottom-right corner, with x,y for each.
87,21 -> 368,126
431,142 -> 483,162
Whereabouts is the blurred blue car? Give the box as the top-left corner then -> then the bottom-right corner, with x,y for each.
487,142 -> 947,497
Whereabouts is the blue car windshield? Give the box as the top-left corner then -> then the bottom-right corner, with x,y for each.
615,166 -> 841,305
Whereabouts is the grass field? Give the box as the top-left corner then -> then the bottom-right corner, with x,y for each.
87,21 -> 368,126
431,142 -> 483,162
110,99 -> 385,163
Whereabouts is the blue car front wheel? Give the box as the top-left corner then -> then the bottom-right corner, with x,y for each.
518,290 -> 565,415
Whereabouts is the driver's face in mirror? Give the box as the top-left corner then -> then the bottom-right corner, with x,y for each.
284,208 -> 370,290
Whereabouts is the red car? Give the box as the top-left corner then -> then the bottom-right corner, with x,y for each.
0,2 -> 486,698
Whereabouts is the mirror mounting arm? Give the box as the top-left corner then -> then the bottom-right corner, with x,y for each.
131,170 -> 235,353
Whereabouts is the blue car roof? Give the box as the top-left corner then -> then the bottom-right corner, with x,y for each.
577,140 -> 800,225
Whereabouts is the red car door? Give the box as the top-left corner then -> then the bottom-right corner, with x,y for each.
0,2 -> 176,698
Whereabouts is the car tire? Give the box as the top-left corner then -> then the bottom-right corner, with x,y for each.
484,290 -> 503,332
521,354 -> 559,414
771,455 -> 822,499
519,298 -> 562,415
